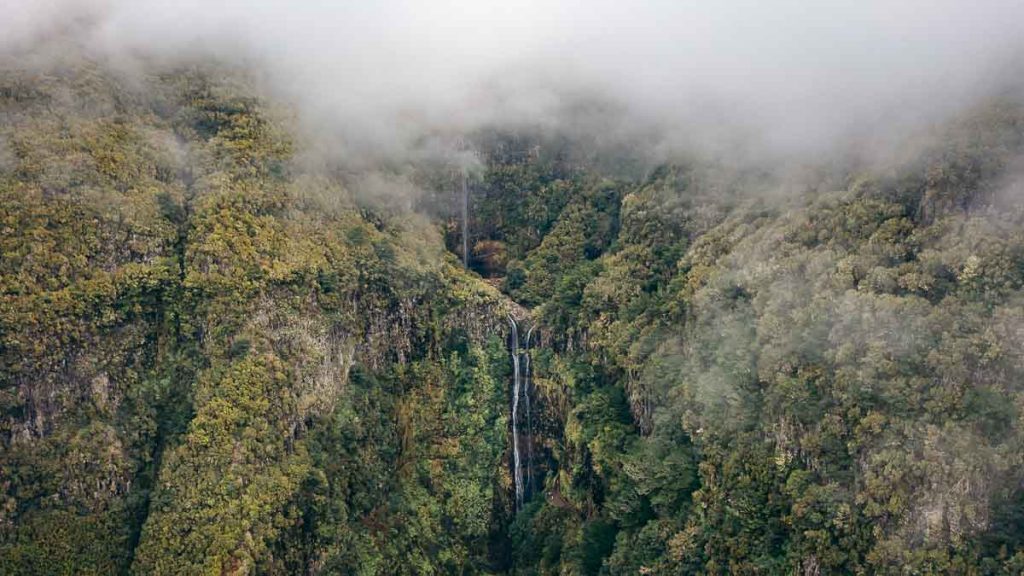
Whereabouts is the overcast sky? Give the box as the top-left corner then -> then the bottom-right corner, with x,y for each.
4,0 -> 1024,163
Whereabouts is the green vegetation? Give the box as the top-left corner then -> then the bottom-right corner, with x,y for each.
1,61 -> 512,574
479,102 -> 1024,575
3,58 -> 1024,575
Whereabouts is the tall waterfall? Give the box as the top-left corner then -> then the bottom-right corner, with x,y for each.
461,170 -> 469,268
508,315 -> 524,510
523,325 -> 534,496
509,315 -> 538,511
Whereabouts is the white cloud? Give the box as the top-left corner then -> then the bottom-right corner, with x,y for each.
4,0 -> 1023,163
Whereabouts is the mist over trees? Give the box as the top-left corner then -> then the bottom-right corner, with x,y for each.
3,2 -> 1024,575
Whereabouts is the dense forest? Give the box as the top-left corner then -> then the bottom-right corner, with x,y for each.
4,49 -> 1024,576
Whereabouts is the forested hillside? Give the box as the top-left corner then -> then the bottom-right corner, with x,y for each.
3,54 -> 1024,575
0,61 -> 517,574
469,101 -> 1024,574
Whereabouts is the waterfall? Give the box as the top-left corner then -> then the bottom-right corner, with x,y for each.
461,170 -> 469,268
509,316 -> 538,511
508,315 -> 524,510
523,325 -> 534,497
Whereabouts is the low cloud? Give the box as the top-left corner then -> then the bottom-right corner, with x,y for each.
4,0 -> 1024,167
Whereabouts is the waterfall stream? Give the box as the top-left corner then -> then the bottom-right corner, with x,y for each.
461,170 -> 469,268
523,325 -> 534,497
508,315 -> 539,511
508,315 -> 524,510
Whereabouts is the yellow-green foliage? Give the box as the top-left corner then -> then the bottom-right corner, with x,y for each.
132,355 -> 309,575
495,102 -> 1024,575
1,60 -> 512,576
8,55 -> 1024,576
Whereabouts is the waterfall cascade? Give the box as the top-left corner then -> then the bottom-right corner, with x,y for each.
523,325 -> 534,497
508,315 -> 534,511
461,170 -> 469,268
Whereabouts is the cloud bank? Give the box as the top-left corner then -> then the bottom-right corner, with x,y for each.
4,0 -> 1024,165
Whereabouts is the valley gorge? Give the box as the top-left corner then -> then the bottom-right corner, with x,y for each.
4,42 -> 1024,576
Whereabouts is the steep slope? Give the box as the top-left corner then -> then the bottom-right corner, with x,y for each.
5,55 -> 1024,576
472,104 -> 1024,574
0,60 -> 517,575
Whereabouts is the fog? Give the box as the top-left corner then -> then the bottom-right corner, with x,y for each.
4,0 -> 1024,166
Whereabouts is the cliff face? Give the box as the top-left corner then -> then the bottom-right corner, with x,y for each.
7,54 -> 1024,576
0,61 -> 516,574
463,104 -> 1024,574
